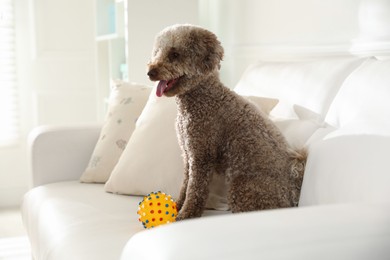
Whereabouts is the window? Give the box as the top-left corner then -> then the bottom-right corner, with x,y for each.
0,0 -> 19,145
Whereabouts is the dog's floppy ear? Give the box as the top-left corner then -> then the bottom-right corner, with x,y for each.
205,33 -> 224,71
190,29 -> 224,73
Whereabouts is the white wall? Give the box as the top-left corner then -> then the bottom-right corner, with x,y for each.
200,0 -> 390,86
0,0 -> 97,208
127,0 -> 199,86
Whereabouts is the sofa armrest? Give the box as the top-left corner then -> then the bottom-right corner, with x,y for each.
28,124 -> 101,187
122,203 -> 390,260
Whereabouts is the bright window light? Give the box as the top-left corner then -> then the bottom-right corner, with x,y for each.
0,0 -> 19,146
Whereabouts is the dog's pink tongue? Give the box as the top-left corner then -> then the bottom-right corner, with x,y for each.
156,80 -> 168,97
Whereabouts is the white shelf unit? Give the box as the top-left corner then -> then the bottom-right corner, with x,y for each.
96,0 -> 125,39
95,0 -> 128,119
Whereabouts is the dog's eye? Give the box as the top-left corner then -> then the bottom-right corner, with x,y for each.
168,51 -> 180,61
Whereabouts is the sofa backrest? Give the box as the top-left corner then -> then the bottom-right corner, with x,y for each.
300,58 -> 390,206
234,57 -> 365,119
234,57 -> 390,206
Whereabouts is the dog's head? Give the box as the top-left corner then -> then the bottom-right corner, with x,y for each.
147,24 -> 224,97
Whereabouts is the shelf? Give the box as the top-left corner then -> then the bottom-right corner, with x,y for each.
95,33 -> 122,42
95,0 -> 128,120
95,0 -> 124,39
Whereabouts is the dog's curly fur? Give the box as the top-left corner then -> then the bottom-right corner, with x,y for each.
147,24 -> 307,220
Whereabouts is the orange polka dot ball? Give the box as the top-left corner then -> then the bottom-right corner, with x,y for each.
137,191 -> 178,229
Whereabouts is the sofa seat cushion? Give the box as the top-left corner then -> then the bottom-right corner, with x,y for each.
21,181 -> 143,260
21,181 -> 229,260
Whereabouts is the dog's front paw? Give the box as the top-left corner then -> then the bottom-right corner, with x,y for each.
175,213 -> 184,222
175,201 -> 183,212
175,211 -> 190,221
175,208 -> 202,221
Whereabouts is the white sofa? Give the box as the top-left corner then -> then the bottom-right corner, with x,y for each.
22,56 -> 390,260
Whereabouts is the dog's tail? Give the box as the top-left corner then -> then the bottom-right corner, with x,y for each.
288,147 -> 308,186
288,147 -> 308,206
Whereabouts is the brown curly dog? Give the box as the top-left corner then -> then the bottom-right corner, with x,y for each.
147,24 -> 307,220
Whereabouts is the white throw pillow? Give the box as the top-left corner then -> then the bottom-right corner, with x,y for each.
80,81 -> 152,183
104,87 -> 279,210
273,105 -> 324,148
245,96 -> 278,115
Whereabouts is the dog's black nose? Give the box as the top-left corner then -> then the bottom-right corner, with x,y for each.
147,69 -> 158,79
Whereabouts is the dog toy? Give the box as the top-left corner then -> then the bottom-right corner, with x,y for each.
137,191 -> 178,229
